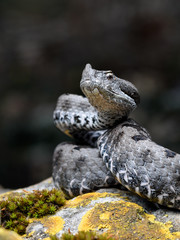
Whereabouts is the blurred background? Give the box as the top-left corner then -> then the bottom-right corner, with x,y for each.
0,0 -> 180,189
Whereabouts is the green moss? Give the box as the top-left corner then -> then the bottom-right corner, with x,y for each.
0,189 -> 66,235
50,231 -> 115,240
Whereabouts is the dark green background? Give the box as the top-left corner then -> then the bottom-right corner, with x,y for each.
0,0 -> 180,188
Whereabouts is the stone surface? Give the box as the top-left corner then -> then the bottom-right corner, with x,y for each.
0,178 -> 54,201
25,189 -> 180,240
0,228 -> 23,240
1,181 -> 180,240
24,189 -> 180,240
0,186 -> 11,194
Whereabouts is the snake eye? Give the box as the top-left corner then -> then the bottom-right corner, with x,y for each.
106,72 -> 113,80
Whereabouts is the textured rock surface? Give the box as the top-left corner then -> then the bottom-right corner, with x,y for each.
1,181 -> 180,240
0,186 -> 11,194
0,178 -> 55,201
25,189 -> 180,240
0,228 -> 23,240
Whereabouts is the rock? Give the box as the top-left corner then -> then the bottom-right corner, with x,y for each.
0,185 -> 11,194
25,189 -> 180,240
0,228 -> 23,240
1,181 -> 180,240
0,178 -> 55,201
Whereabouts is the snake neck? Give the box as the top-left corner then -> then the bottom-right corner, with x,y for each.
53,108 -> 124,135
53,93 -> 127,136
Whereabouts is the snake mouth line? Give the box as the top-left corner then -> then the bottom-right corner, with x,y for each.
81,81 -> 135,106
109,90 -> 136,103
80,78 -> 91,84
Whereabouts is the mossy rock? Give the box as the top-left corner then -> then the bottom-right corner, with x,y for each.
1,179 -> 180,240
25,191 -> 180,240
0,188 -> 66,235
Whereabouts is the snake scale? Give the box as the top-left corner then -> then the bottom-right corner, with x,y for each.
53,64 -> 180,210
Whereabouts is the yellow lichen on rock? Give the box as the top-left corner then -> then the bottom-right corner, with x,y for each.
40,216 -> 65,235
3,190 -> 179,240
25,216 -> 64,239
100,212 -> 111,220
65,192 -> 119,209
78,199 -> 180,240
172,232 -> 180,239
0,228 -> 23,240
41,216 -> 65,235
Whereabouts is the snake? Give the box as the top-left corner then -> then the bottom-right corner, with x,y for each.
52,63 -> 180,210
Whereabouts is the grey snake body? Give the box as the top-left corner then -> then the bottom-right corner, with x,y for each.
53,64 -> 180,210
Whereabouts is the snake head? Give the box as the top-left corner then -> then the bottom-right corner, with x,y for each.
80,64 -> 140,118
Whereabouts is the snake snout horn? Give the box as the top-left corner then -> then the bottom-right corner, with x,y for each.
85,63 -> 92,71
81,63 -> 93,80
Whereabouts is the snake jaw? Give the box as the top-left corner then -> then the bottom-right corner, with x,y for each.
80,64 -> 139,118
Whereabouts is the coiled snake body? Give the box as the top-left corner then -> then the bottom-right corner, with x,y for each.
53,64 -> 180,209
